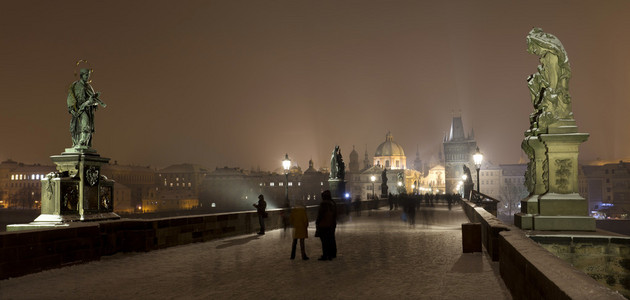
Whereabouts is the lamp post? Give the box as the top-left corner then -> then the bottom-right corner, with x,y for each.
473,147 -> 483,193
283,153 -> 291,207
370,175 -> 376,200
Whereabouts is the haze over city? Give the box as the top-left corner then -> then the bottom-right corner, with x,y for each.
1,0 -> 629,171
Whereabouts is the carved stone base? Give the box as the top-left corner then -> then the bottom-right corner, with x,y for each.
538,193 -> 589,216
9,149 -> 119,231
328,179 -> 346,200
520,194 -> 539,215
532,215 -> 595,231
515,193 -> 594,231
514,213 -> 533,230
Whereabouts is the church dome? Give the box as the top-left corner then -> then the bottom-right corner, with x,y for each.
375,132 -> 405,157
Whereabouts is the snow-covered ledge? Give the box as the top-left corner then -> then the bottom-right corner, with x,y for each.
461,199 -> 623,299
499,229 -> 624,299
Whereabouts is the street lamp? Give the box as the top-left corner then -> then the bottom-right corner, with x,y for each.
370,175 -> 376,200
283,153 -> 291,207
473,147 -> 483,193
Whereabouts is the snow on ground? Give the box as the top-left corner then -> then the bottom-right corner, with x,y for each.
0,206 -> 511,300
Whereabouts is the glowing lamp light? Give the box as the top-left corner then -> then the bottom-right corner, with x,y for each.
370,175 -> 376,182
462,174 -> 467,181
282,153 -> 291,173
345,193 -> 350,199
473,147 -> 483,169
473,147 -> 483,193
397,181 -> 402,187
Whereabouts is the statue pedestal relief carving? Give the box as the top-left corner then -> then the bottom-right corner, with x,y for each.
514,29 -> 594,231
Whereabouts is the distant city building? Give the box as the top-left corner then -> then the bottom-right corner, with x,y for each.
101,162 -> 158,213
0,159 -> 54,209
146,164 -> 208,212
443,116 -> 478,194
580,161 -> 630,219
479,161 -> 502,199
202,160 -> 329,211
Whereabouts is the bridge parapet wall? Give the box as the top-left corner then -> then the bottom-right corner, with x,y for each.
461,200 -> 624,299
0,200 -> 386,280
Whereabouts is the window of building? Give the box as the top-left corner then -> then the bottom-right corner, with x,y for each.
396,160 -> 400,168
270,182 -> 275,187
298,182 -> 301,186
288,182 -> 293,187
279,182 -> 284,186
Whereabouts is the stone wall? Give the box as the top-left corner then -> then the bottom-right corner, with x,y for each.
460,200 -> 624,299
0,200 -> 387,280
460,200 -> 509,261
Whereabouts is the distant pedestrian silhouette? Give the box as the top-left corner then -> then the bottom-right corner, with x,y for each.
253,194 -> 267,235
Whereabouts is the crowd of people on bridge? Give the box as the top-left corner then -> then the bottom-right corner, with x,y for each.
255,190 -> 462,261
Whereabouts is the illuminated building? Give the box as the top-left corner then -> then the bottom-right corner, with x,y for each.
443,116 -> 478,194
580,161 -> 630,219
373,132 -> 406,170
0,159 -> 54,209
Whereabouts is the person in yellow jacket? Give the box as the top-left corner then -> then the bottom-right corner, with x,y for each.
290,202 -> 309,260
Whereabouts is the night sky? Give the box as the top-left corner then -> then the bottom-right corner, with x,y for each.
1,1 -> 629,171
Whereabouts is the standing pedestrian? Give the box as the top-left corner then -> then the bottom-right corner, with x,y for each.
316,190 -> 337,261
290,202 -> 309,260
253,194 -> 267,235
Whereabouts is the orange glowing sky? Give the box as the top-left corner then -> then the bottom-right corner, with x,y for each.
1,0 -> 629,171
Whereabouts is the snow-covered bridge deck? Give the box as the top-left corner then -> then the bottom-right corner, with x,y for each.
0,206 -> 510,299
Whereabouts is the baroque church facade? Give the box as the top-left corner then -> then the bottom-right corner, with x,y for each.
345,132 -> 444,202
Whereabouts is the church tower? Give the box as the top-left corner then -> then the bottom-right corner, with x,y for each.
413,145 -> 423,173
349,146 -> 359,173
443,116 -> 477,194
363,146 -> 371,170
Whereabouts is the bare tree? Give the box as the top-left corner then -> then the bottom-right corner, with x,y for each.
499,181 -> 528,217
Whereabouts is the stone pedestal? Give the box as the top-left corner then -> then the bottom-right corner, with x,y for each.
515,130 -> 594,231
328,179 -> 346,200
8,148 -> 118,231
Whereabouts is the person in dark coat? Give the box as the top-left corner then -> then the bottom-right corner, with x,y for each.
253,194 -> 267,235
316,190 -> 337,261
